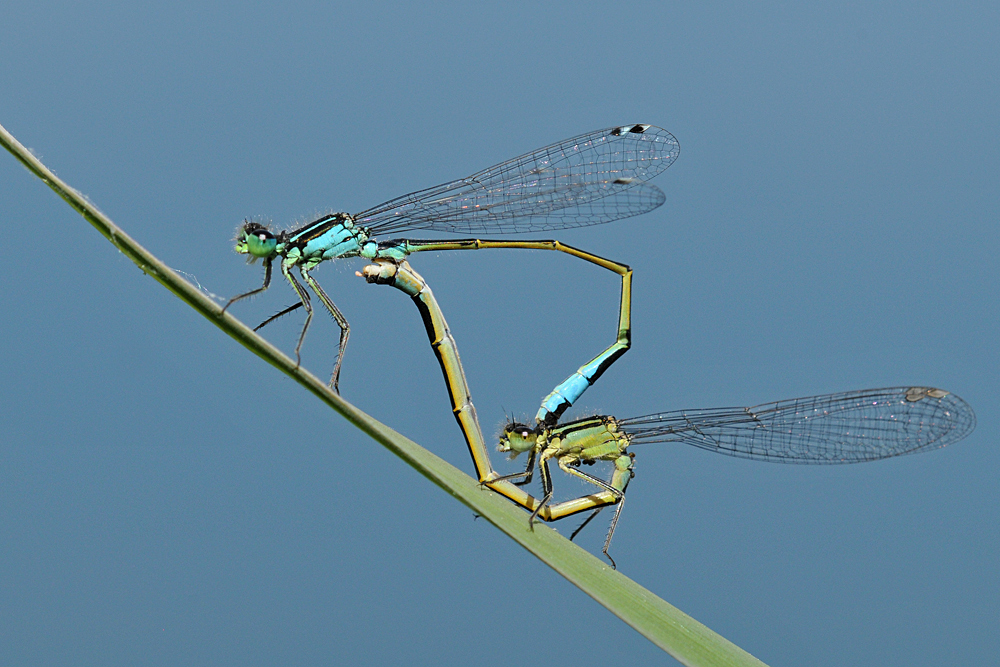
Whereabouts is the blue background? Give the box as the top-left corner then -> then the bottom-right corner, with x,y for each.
1,2 -> 997,665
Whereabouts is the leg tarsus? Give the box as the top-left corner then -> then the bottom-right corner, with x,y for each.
302,267 -> 350,393
556,457 -> 627,568
254,302 -> 303,332
485,446 -> 536,486
223,257 -> 273,314
601,496 -> 626,570
528,490 -> 553,529
279,260 -> 312,370
570,507 -> 604,542
527,457 -> 555,528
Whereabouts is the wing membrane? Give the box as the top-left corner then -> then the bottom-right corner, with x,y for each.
618,387 -> 975,463
356,124 -> 679,235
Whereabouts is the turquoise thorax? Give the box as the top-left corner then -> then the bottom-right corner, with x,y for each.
239,214 -> 416,263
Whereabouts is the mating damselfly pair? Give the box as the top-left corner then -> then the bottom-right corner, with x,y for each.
227,124 -> 976,566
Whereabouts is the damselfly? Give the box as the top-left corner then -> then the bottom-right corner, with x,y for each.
225,124 -> 679,425
497,387 -> 976,567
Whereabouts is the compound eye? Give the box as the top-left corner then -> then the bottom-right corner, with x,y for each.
246,229 -> 278,257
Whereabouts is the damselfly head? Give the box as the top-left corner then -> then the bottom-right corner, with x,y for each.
498,422 -> 537,457
235,221 -> 278,260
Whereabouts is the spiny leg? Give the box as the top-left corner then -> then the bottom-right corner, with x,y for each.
599,493 -> 628,570
489,446 -> 538,487
558,461 -> 624,503
528,456 -> 555,528
301,266 -> 350,393
571,456 -> 633,567
557,458 -> 630,568
569,507 -> 604,542
254,302 -> 302,332
223,257 -> 273,313
280,259 -> 313,369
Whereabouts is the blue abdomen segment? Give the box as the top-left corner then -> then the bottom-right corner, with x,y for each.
537,375 -> 592,424
373,240 -> 412,262
536,340 -> 629,425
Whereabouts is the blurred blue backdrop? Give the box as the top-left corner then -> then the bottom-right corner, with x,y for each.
1,1 -> 997,665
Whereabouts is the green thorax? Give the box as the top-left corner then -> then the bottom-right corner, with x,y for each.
545,416 -> 629,462
499,416 -> 630,463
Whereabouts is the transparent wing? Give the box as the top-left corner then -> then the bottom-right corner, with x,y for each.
355,124 -> 679,235
618,387 -> 976,464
